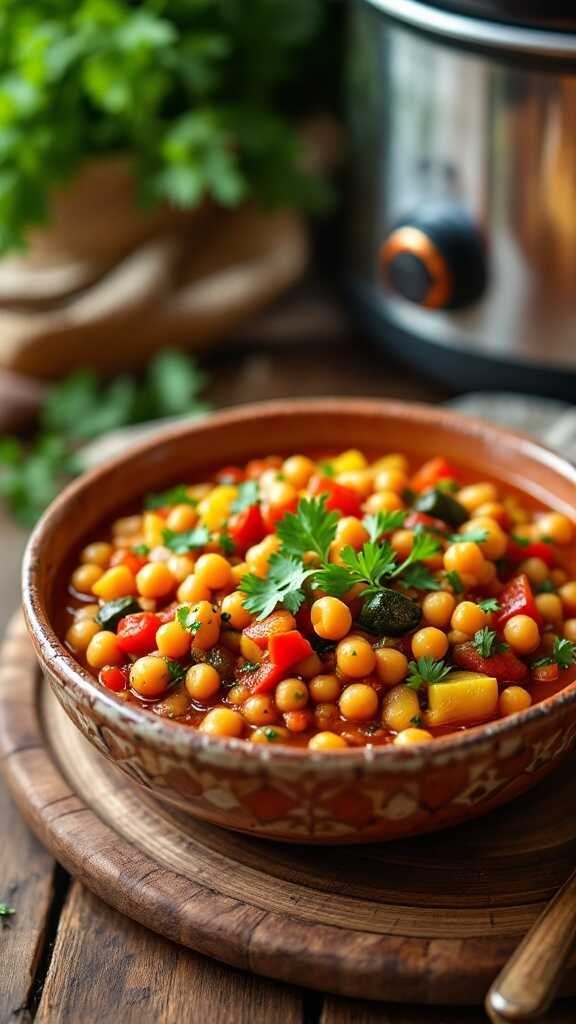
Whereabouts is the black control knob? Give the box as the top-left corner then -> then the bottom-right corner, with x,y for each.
379,203 -> 487,310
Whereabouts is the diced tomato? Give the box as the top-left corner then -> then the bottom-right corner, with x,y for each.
244,610 -> 296,650
245,456 -> 283,480
410,457 -> 461,493
268,630 -> 313,671
227,503 -> 266,550
495,574 -> 541,628
215,465 -> 245,484
156,602 -> 178,625
116,611 -> 161,656
531,662 -> 559,684
308,475 -> 362,517
404,511 -> 449,533
99,665 -> 129,692
261,494 -> 298,533
110,550 -> 148,575
453,641 -> 528,682
242,661 -> 287,695
507,539 -> 556,567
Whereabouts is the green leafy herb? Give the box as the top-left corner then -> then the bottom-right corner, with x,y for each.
407,658 -> 451,691
313,540 -> 397,598
239,660 -> 261,673
477,598 -> 501,613
400,563 -> 441,591
0,903 -> 15,927
163,526 -> 210,553
145,485 -> 196,510
230,480 -> 260,514
534,637 -> 576,670
176,606 -> 203,634
319,461 -> 335,477
132,544 -> 150,556
277,495 -> 339,560
260,726 -> 282,742
163,658 -> 185,683
511,534 -> 530,548
445,570 -> 465,594
473,627 -> 507,658
449,529 -> 489,545
363,509 -> 406,542
240,553 -> 314,619
219,529 -> 236,556
536,579 -> 557,594
96,596 -> 141,630
410,715 -> 423,727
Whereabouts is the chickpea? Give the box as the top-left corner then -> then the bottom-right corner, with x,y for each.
66,618 -> 101,652
364,491 -> 405,514
246,535 -> 280,577
71,563 -> 103,594
456,482 -> 498,512
136,562 -> 176,600
339,683 -> 378,722
80,542 -> 113,569
464,516 -> 507,561
227,682 -> 251,705
335,516 -> 369,549
156,620 -> 190,659
474,501 -> 508,527
411,627 -> 449,661
73,603 -> 100,622
167,554 -> 196,583
476,560 -> 497,585
372,453 -> 409,474
200,707 -> 244,737
267,481 -> 297,512
86,630 -> 124,669
563,619 -> 576,642
535,513 -> 574,547
231,562 -> 249,586
394,728 -> 433,746
275,679 -> 309,713
185,663 -> 221,702
282,455 -> 315,489
374,648 -> 409,686
177,574 -> 211,605
308,731 -> 348,751
240,634 -> 263,663
294,652 -> 322,679
242,694 -> 279,726
499,686 -> 532,716
391,529 -> 415,561
219,590 -> 252,630
422,591 -> 456,629
381,685 -> 420,732
112,515 -> 142,539
503,614 -> 540,654
336,636 -> 376,678
332,449 -> 368,473
311,596 -> 352,641
251,726 -> 291,744
374,467 -> 408,495
450,601 -> 487,637
551,569 -> 568,588
560,583 -> 576,616
314,702 -> 341,731
535,592 -> 564,624
519,557 -> 549,585
309,674 -> 341,703
336,470 -> 374,498
447,629 -> 470,645
165,503 -> 197,533
284,710 -> 313,733
443,542 -> 486,580
130,655 -> 170,698
194,553 -> 233,591
185,600 -> 221,650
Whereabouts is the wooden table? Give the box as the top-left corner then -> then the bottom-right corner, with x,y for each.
0,321 -> 572,1023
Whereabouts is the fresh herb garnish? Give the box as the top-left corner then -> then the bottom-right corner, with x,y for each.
533,637 -> 576,670
260,727 -> 281,742
96,596 -> 141,630
0,903 -> 15,927
230,479 -> 260,514
132,543 -> 150,556
240,553 -> 314,620
449,529 -> 489,545
407,657 -> 451,690
400,563 -> 442,592
313,527 -> 440,599
219,529 -> 236,556
473,627 -> 507,658
319,461 -> 335,477
535,579 -> 556,594
163,658 -> 186,683
145,484 -> 197,510
163,526 -> 210,553
511,534 -> 530,548
410,715 -> 423,727
363,509 -> 406,542
277,495 -> 339,561
176,606 -> 203,634
445,570 -> 465,594
238,660 -> 261,673
477,598 -> 501,613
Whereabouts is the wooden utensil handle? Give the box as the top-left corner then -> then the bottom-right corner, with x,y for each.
486,868 -> 576,1022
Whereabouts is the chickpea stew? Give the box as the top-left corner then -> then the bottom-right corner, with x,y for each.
63,450 -> 576,750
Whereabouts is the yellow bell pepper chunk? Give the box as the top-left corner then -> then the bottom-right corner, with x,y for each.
197,485 -> 237,531
331,449 -> 367,474
143,512 -> 166,549
425,671 -> 498,728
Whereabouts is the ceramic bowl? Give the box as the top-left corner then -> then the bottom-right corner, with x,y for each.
22,398 -> 576,844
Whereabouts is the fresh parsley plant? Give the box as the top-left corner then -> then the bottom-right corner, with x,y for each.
240,553 -> 314,620
276,495 -> 339,561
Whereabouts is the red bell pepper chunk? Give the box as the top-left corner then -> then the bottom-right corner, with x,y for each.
110,549 -> 148,575
507,539 -> 556,567
242,661 -> 287,695
268,630 -> 313,671
308,475 -> 362,517
244,611 -> 296,650
116,611 -> 161,656
531,662 -> 559,685
228,503 -> 266,550
215,464 -> 245,484
404,511 -> 449,533
261,495 -> 298,533
99,665 -> 129,692
453,641 -> 528,682
494,573 -> 541,628
156,602 -> 178,625
410,457 -> 461,493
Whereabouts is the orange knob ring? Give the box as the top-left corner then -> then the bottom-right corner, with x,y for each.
379,226 -> 454,309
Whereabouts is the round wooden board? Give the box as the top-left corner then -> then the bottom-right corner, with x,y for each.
2,612 -> 576,1006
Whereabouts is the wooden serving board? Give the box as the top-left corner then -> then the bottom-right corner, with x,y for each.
1,612 -> 576,1007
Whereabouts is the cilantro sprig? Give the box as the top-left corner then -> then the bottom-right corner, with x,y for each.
240,553 -> 314,619
407,658 -> 452,691
449,529 -> 489,545
145,485 -> 196,510
473,627 -> 507,658
231,480 -> 260,514
163,526 -> 210,553
363,509 -> 406,542
176,606 -> 202,634
313,527 -> 441,599
477,598 -> 501,613
533,637 -> 576,671
276,495 -> 339,561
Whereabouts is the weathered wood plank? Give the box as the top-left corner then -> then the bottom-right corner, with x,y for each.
36,882 -> 304,1024
321,995 -> 576,1023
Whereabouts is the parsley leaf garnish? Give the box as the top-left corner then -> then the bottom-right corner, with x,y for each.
239,660 -> 261,673
450,529 -> 489,545
163,658 -> 186,683
219,529 -> 236,556
445,570 -> 465,594
132,543 -> 150,556
477,598 -> 501,613
231,480 -> 260,514
313,540 -> 397,598
163,526 -> 210,553
407,657 -> 451,690
473,627 -> 507,658
240,553 -> 314,619
511,534 -> 530,548
410,715 -> 423,727
176,605 -> 203,634
276,495 -> 339,560
535,637 -> 576,671
400,563 -> 441,591
363,509 -> 406,542
535,579 -> 556,594
145,484 -> 197,510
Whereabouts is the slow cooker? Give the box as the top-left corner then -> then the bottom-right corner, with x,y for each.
346,0 -> 576,397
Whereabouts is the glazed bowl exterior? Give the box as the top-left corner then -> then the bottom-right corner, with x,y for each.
22,399 -> 576,844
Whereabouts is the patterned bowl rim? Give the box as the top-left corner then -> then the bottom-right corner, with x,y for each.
22,397 -> 576,772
